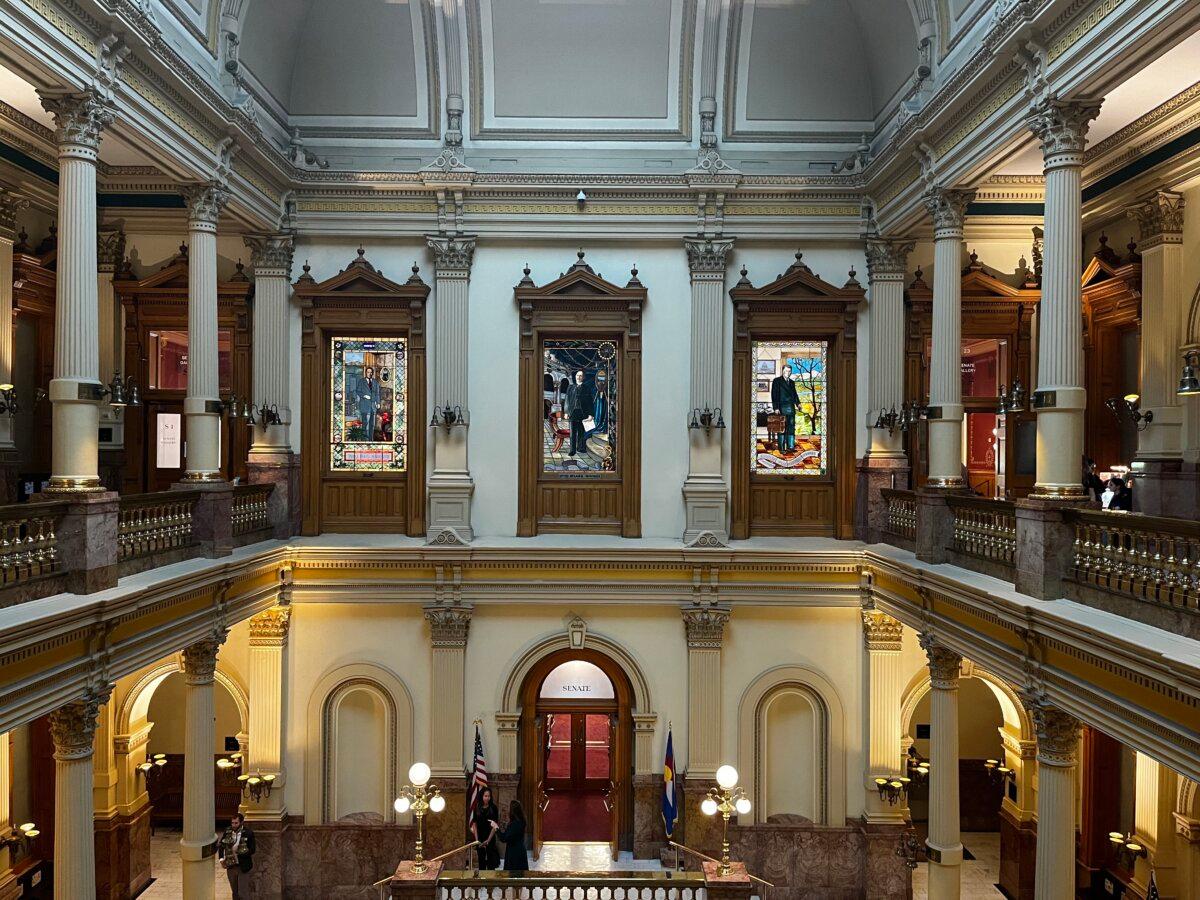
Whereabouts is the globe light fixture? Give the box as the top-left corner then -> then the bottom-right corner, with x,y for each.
701,764 -> 751,876
394,761 -> 442,874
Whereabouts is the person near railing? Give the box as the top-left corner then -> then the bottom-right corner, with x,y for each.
470,787 -> 501,870
496,800 -> 528,872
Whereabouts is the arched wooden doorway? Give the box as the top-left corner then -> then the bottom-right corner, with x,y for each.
518,647 -> 634,860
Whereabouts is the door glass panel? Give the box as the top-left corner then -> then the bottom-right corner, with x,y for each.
584,714 -> 610,780
546,714 -> 571,780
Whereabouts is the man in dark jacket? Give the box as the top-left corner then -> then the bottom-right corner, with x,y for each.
770,364 -> 801,451
218,812 -> 256,898
563,370 -> 593,457
357,365 -> 382,441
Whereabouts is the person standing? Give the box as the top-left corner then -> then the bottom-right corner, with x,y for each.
770,364 -> 801,452
496,800 -> 529,872
564,370 -> 593,457
471,787 -> 501,870
357,365 -> 382,441
218,812 -> 256,899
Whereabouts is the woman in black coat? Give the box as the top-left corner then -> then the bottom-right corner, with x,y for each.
470,787 -> 501,870
498,800 -> 529,872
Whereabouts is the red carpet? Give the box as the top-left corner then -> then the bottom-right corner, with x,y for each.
541,791 -> 610,841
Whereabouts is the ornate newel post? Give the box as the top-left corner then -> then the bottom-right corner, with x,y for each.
1127,191 -> 1190,515
921,635 -> 963,900
858,238 -> 914,542
49,687 -> 111,900
862,603 -> 905,823
682,237 -> 734,546
1024,695 -> 1081,900
246,233 -> 301,536
1015,98 -> 1101,600
0,190 -> 28,502
181,638 -> 223,900
682,604 -> 729,850
426,236 -> 477,544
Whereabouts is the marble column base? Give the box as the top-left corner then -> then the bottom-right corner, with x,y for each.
633,773 -> 668,859
682,474 -> 729,546
245,813 -> 286,900
173,480 -> 233,558
1131,457 -> 1198,519
94,801 -> 153,900
426,472 -> 474,544
915,487 -> 960,565
247,453 -> 301,538
31,489 -> 119,594
998,807 -> 1037,900
855,455 -> 910,543
1014,497 -> 1084,600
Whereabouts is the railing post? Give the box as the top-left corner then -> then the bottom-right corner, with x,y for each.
915,488 -> 955,564
51,491 -> 119,593
702,860 -> 753,900
175,482 -> 233,558
387,859 -> 441,900
1014,498 -> 1079,600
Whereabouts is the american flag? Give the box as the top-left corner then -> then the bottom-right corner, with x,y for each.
1147,870 -> 1160,900
467,723 -> 489,822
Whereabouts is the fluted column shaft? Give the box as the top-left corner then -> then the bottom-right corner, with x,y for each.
49,688 -> 110,900
863,610 -> 905,822
182,639 -> 222,900
248,607 -> 290,817
922,636 -> 962,900
1027,699 -> 1081,900
0,193 -> 24,453
0,729 -> 15,898
1131,751 -> 1179,897
1027,98 -> 1101,496
865,240 -> 913,456
424,605 -> 472,778
246,234 -> 295,455
923,190 -> 974,488
683,606 -> 728,779
39,90 -> 114,491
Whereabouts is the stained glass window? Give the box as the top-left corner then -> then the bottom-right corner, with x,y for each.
751,340 -> 828,475
329,337 -> 407,472
542,339 -> 618,474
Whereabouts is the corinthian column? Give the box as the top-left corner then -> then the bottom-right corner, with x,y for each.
1024,696 -> 1081,900
180,183 -> 230,483
922,189 -> 975,489
49,687 -> 111,900
426,236 -> 477,544
181,638 -> 223,900
682,605 -> 729,780
424,605 -> 473,778
1026,98 -> 1101,497
921,634 -> 962,900
862,608 -> 905,822
682,238 -> 734,546
38,89 -> 115,492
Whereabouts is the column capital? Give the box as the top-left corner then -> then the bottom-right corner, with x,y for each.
862,610 -> 903,651
922,188 -> 976,240
1126,190 -> 1185,250
49,686 -> 112,760
426,234 -> 477,274
1023,693 -> 1081,766
919,633 -> 962,688
181,636 -> 224,685
249,605 -> 292,647
181,181 -> 230,227
681,604 -> 730,648
1026,97 -> 1102,168
0,190 -> 30,240
38,88 -> 116,154
683,237 -> 735,275
245,232 -> 295,279
424,603 -> 473,647
864,238 -> 915,283
97,228 -> 126,272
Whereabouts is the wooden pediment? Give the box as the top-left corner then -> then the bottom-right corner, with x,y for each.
907,252 -> 1039,307
1081,233 -> 1141,290
729,252 -> 864,306
292,247 -> 429,300
514,250 -> 646,302
113,245 -> 252,303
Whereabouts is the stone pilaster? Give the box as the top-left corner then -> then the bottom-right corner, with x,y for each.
181,638 -> 223,900
682,605 -> 729,780
424,605 -> 472,778
0,730 -> 17,900
1023,694 -> 1081,900
1026,97 -> 1102,498
921,634 -> 962,900
922,189 -> 975,489
49,686 -> 111,900
426,235 -> 477,544
39,89 -> 115,492
248,607 -> 290,800
1131,751 -> 1179,899
181,182 -> 230,483
862,608 -> 905,823
682,238 -> 734,546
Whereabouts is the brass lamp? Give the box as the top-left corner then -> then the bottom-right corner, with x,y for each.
1108,831 -> 1147,868
873,775 -> 911,805
1179,351 -> 1200,396
1,822 -> 39,851
393,762 -> 445,874
983,758 -> 1015,788
700,764 -> 751,876
0,384 -> 18,416
137,753 -> 168,782
905,746 -> 930,785
236,771 -> 277,802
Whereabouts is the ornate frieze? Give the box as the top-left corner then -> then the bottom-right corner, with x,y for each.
181,637 -> 223,685
1023,691 -> 1082,766
49,686 -> 112,761
426,235 -> 477,274
1026,97 -> 1103,165
38,88 -> 115,153
862,610 -> 904,652
681,604 -> 730,649
245,233 -> 295,278
249,605 -> 292,647
181,180 -> 230,226
863,239 -> 914,283
919,632 -> 962,689
922,188 -> 976,239
1127,191 -> 1185,249
683,237 -> 735,275
424,604 -> 473,647
0,190 -> 29,240
97,228 -> 126,271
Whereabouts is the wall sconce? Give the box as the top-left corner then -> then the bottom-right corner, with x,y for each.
899,400 -> 928,432
873,406 -> 901,435
240,402 -> 284,427
1,822 -> 40,852
430,404 -> 468,430
0,384 -> 18,416
220,394 -> 245,419
896,827 -> 921,869
237,771 -> 277,803
394,762 -> 445,874
997,377 -> 1025,416
1108,831 -> 1148,868
906,747 -> 930,784
983,758 -> 1015,788
216,751 -> 242,773
873,775 -> 911,805
576,190 -> 587,209
137,753 -> 169,782
102,372 -> 141,408
700,764 -> 751,876
1106,393 -> 1153,431
689,406 -> 725,433
1178,351 -> 1200,396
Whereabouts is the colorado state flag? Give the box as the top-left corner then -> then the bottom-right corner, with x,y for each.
662,726 -> 677,837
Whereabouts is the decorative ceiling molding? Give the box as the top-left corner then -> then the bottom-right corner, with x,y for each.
158,0 -> 220,56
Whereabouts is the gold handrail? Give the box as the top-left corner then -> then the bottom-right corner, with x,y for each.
428,840 -> 481,864
667,840 -> 775,888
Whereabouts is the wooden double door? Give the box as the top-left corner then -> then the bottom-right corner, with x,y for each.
544,709 -> 614,793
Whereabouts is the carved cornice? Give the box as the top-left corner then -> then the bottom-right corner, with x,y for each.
922,188 -> 976,239
1126,191 -> 1185,249
181,638 -> 223,685
245,232 -> 295,278
38,88 -> 116,154
1026,97 -> 1103,167
49,686 -> 112,760
683,237 -> 735,275
248,605 -> 292,646
681,604 -> 730,649
426,235 -> 476,274
919,632 -> 962,688
864,239 -> 914,283
1023,690 -> 1082,766
0,190 -> 29,240
97,228 -> 126,271
181,180 -> 230,226
862,610 -> 903,652
424,604 -> 473,647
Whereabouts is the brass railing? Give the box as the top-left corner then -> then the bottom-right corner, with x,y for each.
947,496 -> 1016,566
880,488 -> 916,540
433,870 -> 708,900
118,491 -> 198,562
232,484 -> 272,535
0,501 -> 65,586
1067,509 -> 1200,610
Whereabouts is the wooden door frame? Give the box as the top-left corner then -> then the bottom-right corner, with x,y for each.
11,242 -> 57,485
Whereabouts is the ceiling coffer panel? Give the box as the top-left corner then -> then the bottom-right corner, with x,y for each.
467,0 -> 696,141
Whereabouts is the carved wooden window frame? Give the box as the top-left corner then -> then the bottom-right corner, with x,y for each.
296,250 -> 428,535
729,258 -> 861,540
515,254 -> 644,537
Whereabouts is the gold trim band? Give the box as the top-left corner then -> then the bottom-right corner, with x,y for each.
180,472 -> 227,483
43,476 -> 103,493
925,476 -> 964,488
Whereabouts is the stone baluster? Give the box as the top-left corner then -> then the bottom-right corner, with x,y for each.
921,635 -> 963,900
862,606 -> 905,823
1023,695 -> 1081,900
181,637 -> 223,900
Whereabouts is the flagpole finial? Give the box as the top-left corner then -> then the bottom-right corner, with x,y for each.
473,718 -> 483,726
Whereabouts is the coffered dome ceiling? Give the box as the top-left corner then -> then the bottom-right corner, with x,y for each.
237,0 -> 919,146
